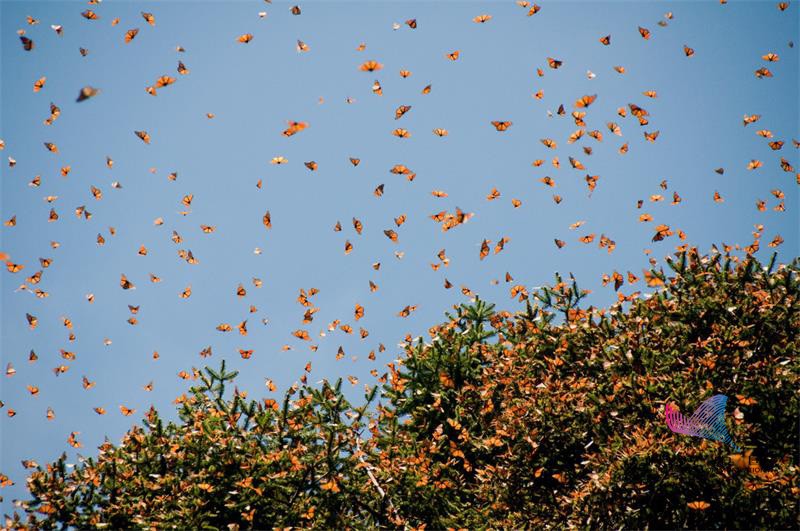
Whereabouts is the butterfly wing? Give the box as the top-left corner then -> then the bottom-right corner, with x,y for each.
666,395 -> 740,451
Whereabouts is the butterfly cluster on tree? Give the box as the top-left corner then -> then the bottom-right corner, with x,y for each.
5,248 -> 798,529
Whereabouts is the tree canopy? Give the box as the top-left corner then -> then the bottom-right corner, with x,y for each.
5,248 -> 799,529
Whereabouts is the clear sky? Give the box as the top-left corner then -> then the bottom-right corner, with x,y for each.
1,0 -> 797,510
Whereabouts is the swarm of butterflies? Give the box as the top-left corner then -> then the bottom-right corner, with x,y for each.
1,0 -> 798,510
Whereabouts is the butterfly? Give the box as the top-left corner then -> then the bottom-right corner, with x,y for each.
665,395 -> 741,451
574,94 -> 597,108
546,57 -> 563,69
687,501 -> 711,511
599,35 -> 611,45
20,36 -> 34,51
491,121 -> 512,131
359,60 -> 383,72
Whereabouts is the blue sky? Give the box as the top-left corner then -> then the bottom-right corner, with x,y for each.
1,0 -> 797,510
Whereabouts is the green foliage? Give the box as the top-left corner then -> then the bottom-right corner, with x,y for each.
6,248 -> 799,529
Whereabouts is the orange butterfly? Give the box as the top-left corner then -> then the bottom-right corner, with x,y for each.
574,94 -> 597,108
359,60 -> 383,72
687,501 -> 710,511
492,121 -> 512,131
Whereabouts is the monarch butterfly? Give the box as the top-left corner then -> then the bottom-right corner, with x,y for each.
395,105 -> 411,119
768,141 -> 784,150
155,75 -> 175,88
125,29 -> 139,43
33,77 -> 46,92
296,40 -> 309,52
527,4 -> 542,15
644,130 -> 660,142
754,67 -> 773,78
238,33 -> 253,43
567,130 -> 584,144
487,188 -> 500,200
79,47 -> 89,57
397,305 -> 417,318
120,274 -> 134,290
643,90 -> 657,98
177,61 -> 190,75
511,198 -> 522,208
399,69 -> 411,78
492,121 -> 512,131
344,240 -> 353,254
684,45 -> 695,57
747,159 -> 763,170
359,60 -> 383,72
778,2 -> 789,10
546,57 -> 562,69
120,406 -> 136,416
304,161 -> 318,171
141,11 -> 155,25
405,18 -> 417,28
291,5 -> 301,15
431,190 -> 448,197
687,501 -> 710,511
282,121 -> 308,136
619,143 -> 629,154
433,128 -> 448,137
392,128 -> 410,138
51,24 -> 63,35
394,214 -> 406,226
354,304 -> 365,320
599,35 -> 611,45
349,157 -> 361,166
762,52 -> 779,61
446,50 -> 460,60
43,142 -> 58,153
473,14 -> 492,23
580,234 -> 596,243
574,94 -> 597,108
383,229 -> 398,242
638,26 -> 651,39
554,239 -> 566,248
568,157 -> 585,170
270,156 -> 287,164
81,10 -> 99,20
613,65 -> 626,74
422,84 -> 432,94
135,130 -> 150,144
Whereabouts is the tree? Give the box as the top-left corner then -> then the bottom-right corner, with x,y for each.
5,248 -> 798,529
